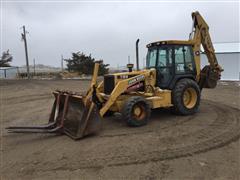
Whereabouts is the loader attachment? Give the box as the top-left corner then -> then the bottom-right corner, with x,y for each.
7,91 -> 102,140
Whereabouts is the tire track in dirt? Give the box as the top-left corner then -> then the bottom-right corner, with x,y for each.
105,103 -> 240,167
10,100 -> 239,174
18,101 -> 240,171
87,102 -> 235,167
2,93 -> 52,105
98,115 -> 193,138
105,101 -> 240,167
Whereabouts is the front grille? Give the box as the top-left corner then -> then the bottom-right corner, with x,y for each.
104,75 -> 115,94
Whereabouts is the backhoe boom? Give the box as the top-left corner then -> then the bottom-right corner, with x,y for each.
190,11 -> 223,88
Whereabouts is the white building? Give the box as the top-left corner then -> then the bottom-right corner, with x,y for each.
201,42 -> 240,81
0,67 -> 19,79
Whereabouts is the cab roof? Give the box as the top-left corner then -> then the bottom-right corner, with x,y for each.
146,40 -> 194,48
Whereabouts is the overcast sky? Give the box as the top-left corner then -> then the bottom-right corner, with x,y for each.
1,1 -> 239,68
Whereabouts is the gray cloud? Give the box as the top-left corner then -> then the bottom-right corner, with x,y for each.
1,1 -> 239,68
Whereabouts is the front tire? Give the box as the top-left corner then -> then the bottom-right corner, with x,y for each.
172,78 -> 200,115
121,96 -> 151,127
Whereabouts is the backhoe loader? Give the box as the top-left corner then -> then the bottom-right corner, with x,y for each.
7,11 -> 223,140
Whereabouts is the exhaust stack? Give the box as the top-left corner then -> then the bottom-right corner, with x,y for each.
136,39 -> 140,71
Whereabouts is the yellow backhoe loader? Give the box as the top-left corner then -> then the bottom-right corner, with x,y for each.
7,11 -> 223,140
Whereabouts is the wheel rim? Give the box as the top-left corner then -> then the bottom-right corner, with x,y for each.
132,103 -> 146,121
183,87 -> 197,109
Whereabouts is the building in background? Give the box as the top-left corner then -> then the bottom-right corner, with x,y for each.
201,42 -> 240,81
0,66 -> 19,79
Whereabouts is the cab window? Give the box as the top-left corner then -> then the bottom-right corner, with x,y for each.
157,48 -> 173,67
146,49 -> 157,68
174,45 -> 194,73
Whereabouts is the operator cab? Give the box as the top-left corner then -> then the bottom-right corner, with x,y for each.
146,41 -> 197,89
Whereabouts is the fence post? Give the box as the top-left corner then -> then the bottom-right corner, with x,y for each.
17,67 -> 20,79
4,69 -> 6,78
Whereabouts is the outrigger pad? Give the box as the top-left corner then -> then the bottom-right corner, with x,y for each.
61,95 -> 102,140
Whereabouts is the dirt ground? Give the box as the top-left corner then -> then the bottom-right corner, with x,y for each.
0,80 -> 239,180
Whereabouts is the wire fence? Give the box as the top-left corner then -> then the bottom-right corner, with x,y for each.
0,66 -> 62,79
0,67 -> 19,79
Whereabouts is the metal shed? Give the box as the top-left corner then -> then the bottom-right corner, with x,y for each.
0,67 -> 19,79
201,42 -> 240,81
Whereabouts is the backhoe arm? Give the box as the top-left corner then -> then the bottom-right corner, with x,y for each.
190,11 -> 223,88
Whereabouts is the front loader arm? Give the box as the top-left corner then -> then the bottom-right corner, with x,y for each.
99,71 -> 152,117
84,61 -> 101,104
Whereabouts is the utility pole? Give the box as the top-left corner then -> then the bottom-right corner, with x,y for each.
33,58 -> 36,75
21,25 -> 30,79
61,55 -> 64,72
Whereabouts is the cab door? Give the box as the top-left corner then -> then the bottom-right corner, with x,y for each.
174,45 -> 196,75
156,46 -> 174,89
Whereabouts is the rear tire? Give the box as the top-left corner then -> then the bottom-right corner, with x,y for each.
172,78 -> 200,115
121,96 -> 151,127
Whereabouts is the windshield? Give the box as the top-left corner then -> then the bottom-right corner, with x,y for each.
146,48 -> 157,68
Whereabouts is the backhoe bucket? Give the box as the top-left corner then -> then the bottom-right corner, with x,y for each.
199,65 -> 221,89
7,91 -> 102,140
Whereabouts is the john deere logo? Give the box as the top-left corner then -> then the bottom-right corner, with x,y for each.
128,75 -> 144,85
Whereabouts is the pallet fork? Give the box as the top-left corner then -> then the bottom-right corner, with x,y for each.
7,63 -> 102,140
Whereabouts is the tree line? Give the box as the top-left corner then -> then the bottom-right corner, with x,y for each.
64,52 -> 109,75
